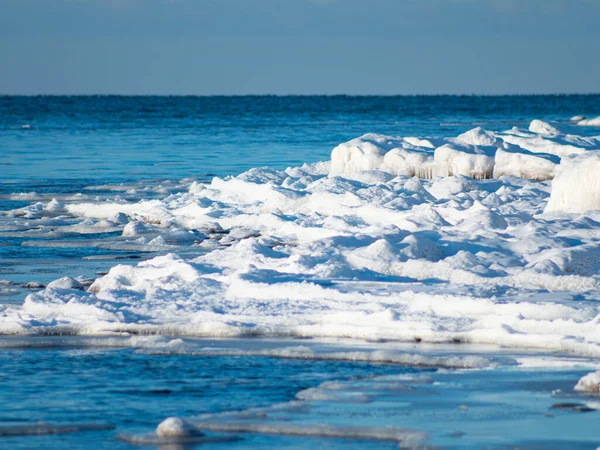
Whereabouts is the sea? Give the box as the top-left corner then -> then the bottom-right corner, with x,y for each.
1,95 -> 600,449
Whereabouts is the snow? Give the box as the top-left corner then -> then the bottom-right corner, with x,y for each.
2,121 -> 600,357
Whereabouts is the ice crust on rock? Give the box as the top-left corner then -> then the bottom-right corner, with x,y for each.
2,121 -> 600,356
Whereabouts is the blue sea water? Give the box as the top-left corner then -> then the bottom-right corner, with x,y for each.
2,95 -> 600,449
2,95 -> 600,188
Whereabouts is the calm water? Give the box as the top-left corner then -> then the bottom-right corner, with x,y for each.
1,96 -> 600,449
2,95 -> 600,189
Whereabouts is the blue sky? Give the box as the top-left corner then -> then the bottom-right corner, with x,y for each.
1,0 -> 599,95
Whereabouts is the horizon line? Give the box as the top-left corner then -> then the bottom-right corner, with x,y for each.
1,92 -> 600,98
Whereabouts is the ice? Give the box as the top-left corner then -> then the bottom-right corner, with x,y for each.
176,421 -> 427,445
121,221 -> 148,237
46,277 -> 85,291
156,417 -> 199,437
545,151 -> 600,213
2,122 -> 600,358
577,116 -> 600,127
493,146 -> 558,181
329,122 -> 600,181
0,422 -> 113,437
574,370 -> 600,393
432,142 -> 496,179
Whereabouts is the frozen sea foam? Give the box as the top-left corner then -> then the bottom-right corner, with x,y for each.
2,122 -> 600,357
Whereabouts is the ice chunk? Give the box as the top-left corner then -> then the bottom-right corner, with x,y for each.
46,277 -> 85,291
330,133 -> 434,178
329,134 -> 388,176
529,119 -> 561,136
382,148 -> 431,177
454,127 -> 502,148
578,116 -> 600,127
433,143 -> 495,180
493,147 -> 559,181
156,417 -> 199,437
574,371 -> 600,393
122,221 -> 149,237
545,151 -> 600,213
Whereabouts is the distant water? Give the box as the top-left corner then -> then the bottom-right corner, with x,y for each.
2,95 -> 600,191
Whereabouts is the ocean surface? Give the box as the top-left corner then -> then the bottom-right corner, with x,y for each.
2,95 -> 600,449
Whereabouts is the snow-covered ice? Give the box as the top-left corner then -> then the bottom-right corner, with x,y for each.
2,120 -> 600,357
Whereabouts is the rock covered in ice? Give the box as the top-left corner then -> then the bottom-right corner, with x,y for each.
545,151 -> 600,213
122,221 -> 149,237
156,417 -> 199,437
574,371 -> 600,393
46,277 -> 85,291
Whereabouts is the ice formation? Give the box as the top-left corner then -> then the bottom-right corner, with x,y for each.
577,116 -> 600,127
545,151 -> 600,213
2,120 -> 600,356
156,417 -> 198,437
574,371 -> 600,393
330,121 -> 600,181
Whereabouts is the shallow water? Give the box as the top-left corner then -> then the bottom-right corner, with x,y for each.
1,337 -> 599,449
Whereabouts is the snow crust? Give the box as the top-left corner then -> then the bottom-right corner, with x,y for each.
2,122 -> 600,356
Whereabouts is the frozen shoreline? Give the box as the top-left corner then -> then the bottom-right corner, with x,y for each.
2,119 -> 600,358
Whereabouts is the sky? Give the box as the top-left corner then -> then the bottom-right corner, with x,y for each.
1,0 -> 599,95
